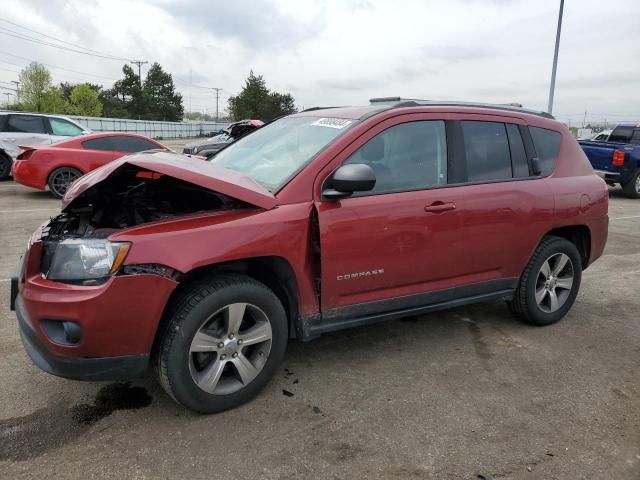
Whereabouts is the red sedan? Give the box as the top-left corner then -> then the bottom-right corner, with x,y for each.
12,132 -> 169,198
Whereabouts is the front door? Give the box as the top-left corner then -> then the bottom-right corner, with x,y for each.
316,117 -> 462,318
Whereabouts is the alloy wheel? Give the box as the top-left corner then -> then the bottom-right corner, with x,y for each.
188,302 -> 272,395
535,253 -> 574,313
51,168 -> 80,197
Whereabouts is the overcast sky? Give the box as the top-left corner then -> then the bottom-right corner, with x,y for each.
1,0 -> 639,124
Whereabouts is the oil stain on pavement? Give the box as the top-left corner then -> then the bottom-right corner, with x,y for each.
0,383 -> 152,461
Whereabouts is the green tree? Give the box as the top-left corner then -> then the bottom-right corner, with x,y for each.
227,71 -> 297,121
106,65 -> 144,118
68,84 -> 103,116
18,62 -> 52,112
41,86 -> 68,113
142,62 -> 183,121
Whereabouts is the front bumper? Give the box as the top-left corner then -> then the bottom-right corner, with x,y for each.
15,295 -> 149,381
11,243 -> 178,380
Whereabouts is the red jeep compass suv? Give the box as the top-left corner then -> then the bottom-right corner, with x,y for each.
11,101 -> 609,413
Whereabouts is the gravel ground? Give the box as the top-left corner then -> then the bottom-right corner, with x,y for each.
0,163 -> 638,479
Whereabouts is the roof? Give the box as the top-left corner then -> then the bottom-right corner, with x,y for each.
291,100 -> 555,122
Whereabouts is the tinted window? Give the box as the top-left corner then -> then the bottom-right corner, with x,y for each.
529,127 -> 561,176
630,129 -> 640,145
609,126 -> 633,143
7,115 -> 46,134
82,138 -> 113,151
49,118 -> 84,136
462,121 -> 512,182
344,121 -> 447,194
111,136 -> 159,152
0,114 -> 7,132
506,124 -> 530,178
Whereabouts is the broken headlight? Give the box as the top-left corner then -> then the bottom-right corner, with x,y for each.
45,239 -> 130,284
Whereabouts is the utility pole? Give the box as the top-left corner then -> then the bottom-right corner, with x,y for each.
4,92 -> 11,106
130,60 -> 149,86
210,87 -> 222,122
11,80 -> 19,102
547,0 -> 564,114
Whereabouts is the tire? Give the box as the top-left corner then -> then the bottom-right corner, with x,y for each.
0,154 -> 11,180
508,236 -> 582,326
47,167 -> 82,198
621,170 -> 640,199
155,274 -> 287,413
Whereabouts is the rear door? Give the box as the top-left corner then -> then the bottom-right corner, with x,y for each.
3,114 -> 51,146
316,115 -> 462,317
447,118 -> 554,289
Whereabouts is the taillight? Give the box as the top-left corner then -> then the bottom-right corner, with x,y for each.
612,150 -> 625,166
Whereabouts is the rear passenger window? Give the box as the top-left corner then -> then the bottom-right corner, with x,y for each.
0,115 -> 7,132
7,115 -> 46,134
461,121 -> 511,182
529,127 -> 561,176
608,126 -> 633,143
506,124 -> 530,177
631,129 -> 640,145
82,138 -> 113,151
344,120 -> 447,194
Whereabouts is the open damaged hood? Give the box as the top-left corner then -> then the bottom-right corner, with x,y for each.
62,151 -> 277,210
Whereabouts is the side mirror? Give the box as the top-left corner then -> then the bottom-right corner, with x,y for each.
531,157 -> 542,175
322,164 -> 376,200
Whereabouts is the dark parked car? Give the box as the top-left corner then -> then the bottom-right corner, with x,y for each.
183,119 -> 264,158
12,101 -> 608,413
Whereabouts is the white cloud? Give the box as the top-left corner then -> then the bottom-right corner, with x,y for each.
0,0 -> 638,123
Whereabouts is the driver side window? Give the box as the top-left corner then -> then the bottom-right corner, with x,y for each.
344,120 -> 447,194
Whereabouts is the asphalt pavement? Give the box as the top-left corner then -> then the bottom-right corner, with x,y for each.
0,159 -> 638,479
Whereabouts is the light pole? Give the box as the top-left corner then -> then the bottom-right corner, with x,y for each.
547,0 -> 564,114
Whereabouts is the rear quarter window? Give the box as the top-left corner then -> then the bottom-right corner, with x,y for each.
0,114 -> 7,132
82,138 -> 113,151
529,127 -> 561,176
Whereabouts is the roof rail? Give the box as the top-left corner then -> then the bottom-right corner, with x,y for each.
300,106 -> 343,112
390,100 -> 555,119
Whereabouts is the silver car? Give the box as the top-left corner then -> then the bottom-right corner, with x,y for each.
0,112 -> 91,180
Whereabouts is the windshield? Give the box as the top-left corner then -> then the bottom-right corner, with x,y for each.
210,116 -> 357,191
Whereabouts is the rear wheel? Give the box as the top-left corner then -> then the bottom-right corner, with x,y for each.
0,154 -> 11,180
508,236 -> 582,326
47,167 -> 82,198
155,274 -> 287,413
621,170 -> 640,199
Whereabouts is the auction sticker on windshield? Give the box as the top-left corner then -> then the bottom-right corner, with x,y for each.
311,118 -> 353,129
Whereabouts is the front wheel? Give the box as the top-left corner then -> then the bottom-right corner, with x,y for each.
621,170 -> 640,199
508,236 -> 582,326
47,167 -> 82,198
155,275 -> 287,413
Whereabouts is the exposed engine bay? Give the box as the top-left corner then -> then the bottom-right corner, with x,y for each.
39,164 -> 251,279
43,164 -> 250,242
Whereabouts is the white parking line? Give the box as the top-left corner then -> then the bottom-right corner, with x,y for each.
612,215 -> 640,220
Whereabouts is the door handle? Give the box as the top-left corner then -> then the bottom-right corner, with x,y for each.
424,202 -> 456,213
